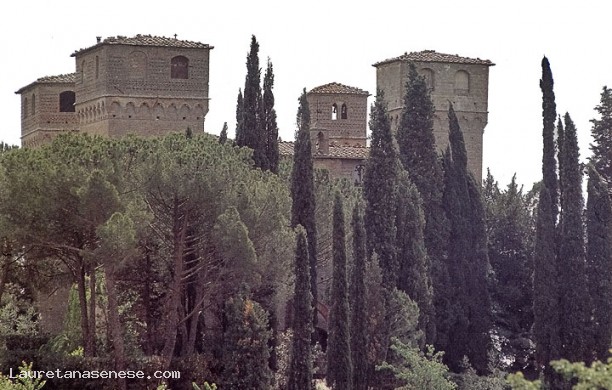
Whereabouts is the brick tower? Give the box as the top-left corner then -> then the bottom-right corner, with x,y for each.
305,82 -> 369,182
374,50 -> 494,180
72,35 -> 213,138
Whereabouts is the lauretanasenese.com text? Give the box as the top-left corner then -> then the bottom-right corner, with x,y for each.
7,368 -> 181,380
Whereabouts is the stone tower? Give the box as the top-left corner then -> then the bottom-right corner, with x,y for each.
374,50 -> 494,180
15,74 -> 78,148
16,35 -> 213,147
72,35 -> 213,138
305,82 -> 369,181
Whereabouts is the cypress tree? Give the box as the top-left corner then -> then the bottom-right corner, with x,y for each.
241,35 -> 269,170
540,56 -> 559,224
288,227 -> 313,390
585,165 -> 612,362
395,63 -> 445,346
350,203 -> 368,390
442,104 -> 492,373
291,89 -> 318,331
557,117 -> 565,228
327,192 -> 353,390
557,113 -> 590,363
222,292 -> 272,389
235,89 -> 244,145
589,86 -> 612,182
263,59 -> 279,174
363,90 -> 398,288
533,185 -> 561,385
219,122 -> 228,144
396,169 -> 434,345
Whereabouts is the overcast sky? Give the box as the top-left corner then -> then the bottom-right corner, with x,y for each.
1,0 -> 610,188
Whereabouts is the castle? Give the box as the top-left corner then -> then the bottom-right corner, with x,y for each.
16,35 -> 492,180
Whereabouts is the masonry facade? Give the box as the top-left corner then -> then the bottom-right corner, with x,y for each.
16,35 -> 212,148
374,50 -> 494,180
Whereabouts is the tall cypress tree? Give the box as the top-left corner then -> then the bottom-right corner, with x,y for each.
327,192 -> 353,390
350,203 -> 368,390
291,89 -> 318,331
585,165 -> 612,362
533,185 -> 561,385
241,35 -> 269,170
540,56 -> 559,224
558,113 -> 591,363
363,90 -> 398,288
288,227 -> 313,390
263,59 -> 279,174
557,117 -> 565,228
396,169 -> 434,345
235,89 -> 244,146
396,63 -> 445,346
442,104 -> 492,373
589,86 -> 612,182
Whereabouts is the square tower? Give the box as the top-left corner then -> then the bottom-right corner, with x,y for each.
305,82 -> 370,182
374,50 -> 494,180
15,73 -> 78,148
71,35 -> 213,138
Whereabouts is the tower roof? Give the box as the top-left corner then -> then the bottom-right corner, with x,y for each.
373,50 -> 494,67
15,73 -> 77,94
71,34 -> 213,57
308,82 -> 369,96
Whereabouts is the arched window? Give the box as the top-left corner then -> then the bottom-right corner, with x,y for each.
420,68 -> 434,91
331,103 -> 338,120
341,103 -> 347,119
24,97 -> 28,118
171,56 -> 189,79
81,60 -> 85,83
59,91 -> 76,112
454,70 -> 470,95
31,94 -> 35,116
95,56 -> 99,79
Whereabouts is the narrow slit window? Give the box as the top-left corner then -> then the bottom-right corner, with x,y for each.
332,103 -> 338,120
341,103 -> 347,119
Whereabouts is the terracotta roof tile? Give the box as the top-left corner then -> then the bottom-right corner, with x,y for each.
308,82 -> 369,96
279,141 -> 369,160
72,34 -> 212,56
374,50 -> 494,67
15,73 -> 77,94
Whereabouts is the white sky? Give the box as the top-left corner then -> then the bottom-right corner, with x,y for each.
1,0 -> 610,189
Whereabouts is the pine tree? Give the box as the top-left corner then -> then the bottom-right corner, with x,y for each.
442,104 -> 492,374
363,90 -> 398,288
396,169 -> 434,345
557,113 -> 591,363
241,35 -> 269,170
540,56 -> 559,224
327,192 -> 353,390
585,165 -> 612,362
222,291 -> 272,389
589,86 -> 612,182
350,203 -> 368,390
291,89 -> 318,331
219,122 -> 228,144
263,59 -> 279,174
288,227 -> 313,390
533,185 -> 560,383
235,89 -> 244,145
